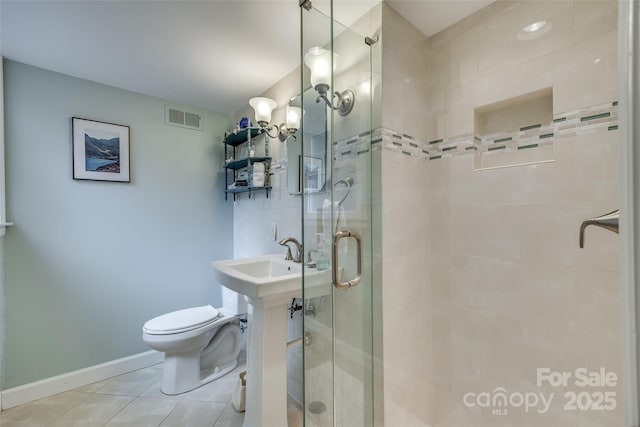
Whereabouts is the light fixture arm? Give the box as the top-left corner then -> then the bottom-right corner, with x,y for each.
278,124 -> 297,142
314,84 -> 355,116
256,123 -> 280,139
253,123 -> 296,143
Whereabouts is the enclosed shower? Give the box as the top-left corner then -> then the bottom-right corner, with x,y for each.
299,0 -> 639,426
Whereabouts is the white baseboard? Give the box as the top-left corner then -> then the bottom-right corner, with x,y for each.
1,350 -> 163,411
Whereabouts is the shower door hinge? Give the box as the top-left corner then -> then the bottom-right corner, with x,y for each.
365,35 -> 379,46
300,0 -> 312,11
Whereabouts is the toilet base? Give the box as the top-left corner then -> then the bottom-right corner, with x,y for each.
161,355 -> 238,395
158,321 -> 243,395
143,309 -> 244,396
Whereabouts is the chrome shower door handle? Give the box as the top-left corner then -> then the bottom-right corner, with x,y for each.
332,229 -> 363,290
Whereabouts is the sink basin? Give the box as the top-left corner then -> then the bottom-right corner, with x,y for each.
212,254 -> 331,304
229,257 -> 301,279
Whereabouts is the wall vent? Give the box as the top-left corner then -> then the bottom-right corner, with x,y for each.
165,105 -> 203,131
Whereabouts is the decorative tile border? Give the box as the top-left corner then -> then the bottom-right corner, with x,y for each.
474,100 -> 618,156
370,100 -> 618,161
332,130 -> 376,165
276,100 -> 619,171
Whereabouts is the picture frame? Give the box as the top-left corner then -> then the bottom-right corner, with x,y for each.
72,117 -> 130,182
302,155 -> 324,193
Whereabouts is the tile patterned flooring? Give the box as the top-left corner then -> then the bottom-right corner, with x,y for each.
0,355 -> 302,427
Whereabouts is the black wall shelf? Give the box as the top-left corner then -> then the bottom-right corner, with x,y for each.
223,128 -> 271,201
223,128 -> 262,146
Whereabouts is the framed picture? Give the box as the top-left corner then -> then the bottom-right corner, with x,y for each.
302,155 -> 324,193
72,117 -> 130,182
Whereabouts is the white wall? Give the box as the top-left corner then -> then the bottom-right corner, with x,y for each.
1,60 -> 233,389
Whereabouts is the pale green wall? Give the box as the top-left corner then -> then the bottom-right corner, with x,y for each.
1,60 -> 234,389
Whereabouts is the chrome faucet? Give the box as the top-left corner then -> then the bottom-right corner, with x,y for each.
279,237 -> 302,263
579,209 -> 619,248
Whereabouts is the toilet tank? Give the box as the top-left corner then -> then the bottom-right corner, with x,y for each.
221,286 -> 247,315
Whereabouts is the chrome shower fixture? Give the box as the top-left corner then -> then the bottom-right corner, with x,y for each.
334,177 -> 353,206
579,209 -> 619,248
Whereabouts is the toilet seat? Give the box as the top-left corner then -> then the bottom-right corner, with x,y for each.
143,305 -> 221,335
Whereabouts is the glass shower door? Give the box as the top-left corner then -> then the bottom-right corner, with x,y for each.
300,3 -> 375,426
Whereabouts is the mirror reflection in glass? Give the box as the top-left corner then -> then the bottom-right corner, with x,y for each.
287,88 -> 328,195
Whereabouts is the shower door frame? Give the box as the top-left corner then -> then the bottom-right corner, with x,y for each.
300,1 -> 376,426
619,0 -> 640,425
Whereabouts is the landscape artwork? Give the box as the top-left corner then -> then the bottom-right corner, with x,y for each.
84,128 -> 120,173
72,117 -> 130,182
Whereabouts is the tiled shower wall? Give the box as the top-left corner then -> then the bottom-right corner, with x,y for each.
375,4 -> 433,426
378,1 -> 622,426
429,118 -> 621,427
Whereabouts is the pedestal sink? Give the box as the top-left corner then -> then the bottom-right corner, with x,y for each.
212,254 -> 331,427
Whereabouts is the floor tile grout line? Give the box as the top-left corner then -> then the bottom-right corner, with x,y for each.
156,397 -> 184,427
38,391 -> 95,427
212,402 -> 233,426
100,394 -> 138,426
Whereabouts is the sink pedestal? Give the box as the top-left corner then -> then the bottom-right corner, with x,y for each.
211,255 -> 332,427
243,296 -> 289,427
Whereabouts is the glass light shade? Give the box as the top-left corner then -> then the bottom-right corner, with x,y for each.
249,97 -> 277,124
286,105 -> 301,130
303,47 -> 339,89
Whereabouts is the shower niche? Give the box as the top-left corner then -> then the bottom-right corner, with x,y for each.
474,87 -> 555,169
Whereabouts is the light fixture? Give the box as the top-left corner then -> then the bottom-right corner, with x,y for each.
304,47 -> 355,116
517,20 -> 552,41
282,105 -> 301,141
249,97 -> 298,142
249,97 -> 277,127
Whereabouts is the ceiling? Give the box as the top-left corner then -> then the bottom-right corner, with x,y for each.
0,0 -> 493,115
386,0 -> 493,39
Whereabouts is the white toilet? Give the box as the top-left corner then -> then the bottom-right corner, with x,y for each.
142,291 -> 246,395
